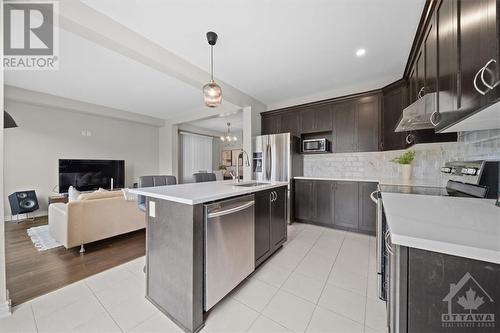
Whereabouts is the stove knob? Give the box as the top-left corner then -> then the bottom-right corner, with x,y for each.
467,168 -> 477,175
440,167 -> 452,173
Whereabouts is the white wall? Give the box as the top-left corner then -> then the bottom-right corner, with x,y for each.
158,122 -> 178,178
3,101 -> 160,218
0,2 -> 10,314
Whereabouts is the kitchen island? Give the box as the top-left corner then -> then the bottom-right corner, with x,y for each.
129,180 -> 288,333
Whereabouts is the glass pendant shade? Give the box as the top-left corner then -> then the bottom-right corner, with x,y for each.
203,80 -> 222,107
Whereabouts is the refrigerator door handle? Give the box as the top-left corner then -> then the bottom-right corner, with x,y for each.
266,144 -> 271,181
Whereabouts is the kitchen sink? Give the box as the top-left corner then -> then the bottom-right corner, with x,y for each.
232,182 -> 269,187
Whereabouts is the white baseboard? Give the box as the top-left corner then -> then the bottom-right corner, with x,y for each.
0,298 -> 12,318
4,210 -> 48,222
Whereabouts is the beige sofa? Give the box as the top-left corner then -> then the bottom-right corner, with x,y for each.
48,190 -> 145,251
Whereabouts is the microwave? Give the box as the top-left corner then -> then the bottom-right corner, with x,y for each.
302,138 -> 330,153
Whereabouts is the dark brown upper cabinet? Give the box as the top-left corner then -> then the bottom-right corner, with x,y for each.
416,50 -> 425,100
459,0 -> 498,111
332,94 -> 380,153
424,14 -> 438,102
332,100 -> 356,152
382,81 -> 408,151
300,105 -> 332,133
436,0 -> 459,114
409,67 -> 417,103
261,113 -> 281,135
356,95 -> 381,152
280,111 -> 300,136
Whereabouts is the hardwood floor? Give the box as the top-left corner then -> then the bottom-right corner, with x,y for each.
5,216 -> 145,306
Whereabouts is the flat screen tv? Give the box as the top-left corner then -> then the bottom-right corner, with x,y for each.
59,159 -> 124,193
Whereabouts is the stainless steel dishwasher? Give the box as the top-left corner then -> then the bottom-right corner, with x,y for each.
204,194 -> 255,310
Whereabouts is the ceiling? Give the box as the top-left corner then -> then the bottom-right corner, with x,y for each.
6,0 -> 425,122
5,28 -> 203,119
82,0 -> 425,106
187,111 -> 243,133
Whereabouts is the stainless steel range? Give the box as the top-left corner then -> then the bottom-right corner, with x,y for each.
372,160 -> 500,301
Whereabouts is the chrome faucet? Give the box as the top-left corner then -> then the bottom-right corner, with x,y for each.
235,149 -> 251,183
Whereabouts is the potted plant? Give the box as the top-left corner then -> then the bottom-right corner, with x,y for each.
391,150 -> 416,181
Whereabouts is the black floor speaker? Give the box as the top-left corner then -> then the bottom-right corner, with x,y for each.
8,190 -> 39,215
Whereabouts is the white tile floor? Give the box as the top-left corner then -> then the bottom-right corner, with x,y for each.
0,223 -> 387,333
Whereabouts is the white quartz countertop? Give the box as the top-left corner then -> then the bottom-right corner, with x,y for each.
381,192 -> 500,263
294,176 -> 440,187
129,180 -> 289,205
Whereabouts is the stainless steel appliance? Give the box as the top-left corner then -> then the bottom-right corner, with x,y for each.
302,138 -> 330,153
204,195 -> 255,310
373,160 -> 499,302
253,133 -> 303,223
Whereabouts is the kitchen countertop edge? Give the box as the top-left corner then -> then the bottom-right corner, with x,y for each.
129,181 -> 289,205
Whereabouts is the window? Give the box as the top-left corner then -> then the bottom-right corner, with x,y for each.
179,132 -> 213,183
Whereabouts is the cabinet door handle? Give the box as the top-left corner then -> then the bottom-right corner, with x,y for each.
474,66 -> 489,95
274,191 -> 277,201
417,87 -> 425,99
481,59 -> 500,90
429,111 -> 441,127
406,133 -> 415,145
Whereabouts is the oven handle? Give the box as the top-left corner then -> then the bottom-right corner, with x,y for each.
375,189 -> 383,299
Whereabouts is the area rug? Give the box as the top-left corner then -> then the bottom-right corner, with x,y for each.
27,225 -> 62,251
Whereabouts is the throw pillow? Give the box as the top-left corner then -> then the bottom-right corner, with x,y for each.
97,187 -> 108,192
68,186 -> 81,202
121,188 -> 138,201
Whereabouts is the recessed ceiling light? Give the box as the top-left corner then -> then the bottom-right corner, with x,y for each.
356,48 -> 366,57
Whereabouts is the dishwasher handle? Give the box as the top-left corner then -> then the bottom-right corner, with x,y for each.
207,200 -> 255,219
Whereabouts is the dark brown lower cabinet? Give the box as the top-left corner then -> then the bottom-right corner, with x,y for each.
270,186 -> 287,248
358,182 -> 378,233
333,181 -> 359,230
294,179 -> 314,221
293,179 -> 376,235
388,245 -> 500,333
255,190 -> 271,264
255,186 -> 287,267
313,180 -> 333,224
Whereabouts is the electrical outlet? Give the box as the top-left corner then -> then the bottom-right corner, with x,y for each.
149,201 -> 156,218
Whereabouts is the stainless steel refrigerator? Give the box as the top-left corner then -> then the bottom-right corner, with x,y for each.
252,133 -> 303,223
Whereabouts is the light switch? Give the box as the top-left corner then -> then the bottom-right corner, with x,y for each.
149,201 -> 156,218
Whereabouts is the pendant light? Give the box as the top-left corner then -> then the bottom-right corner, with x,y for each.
203,31 -> 222,107
220,122 -> 237,142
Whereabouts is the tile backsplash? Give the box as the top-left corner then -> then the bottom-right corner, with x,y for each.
303,129 -> 500,187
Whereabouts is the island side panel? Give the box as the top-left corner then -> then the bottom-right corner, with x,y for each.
145,197 -> 204,333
